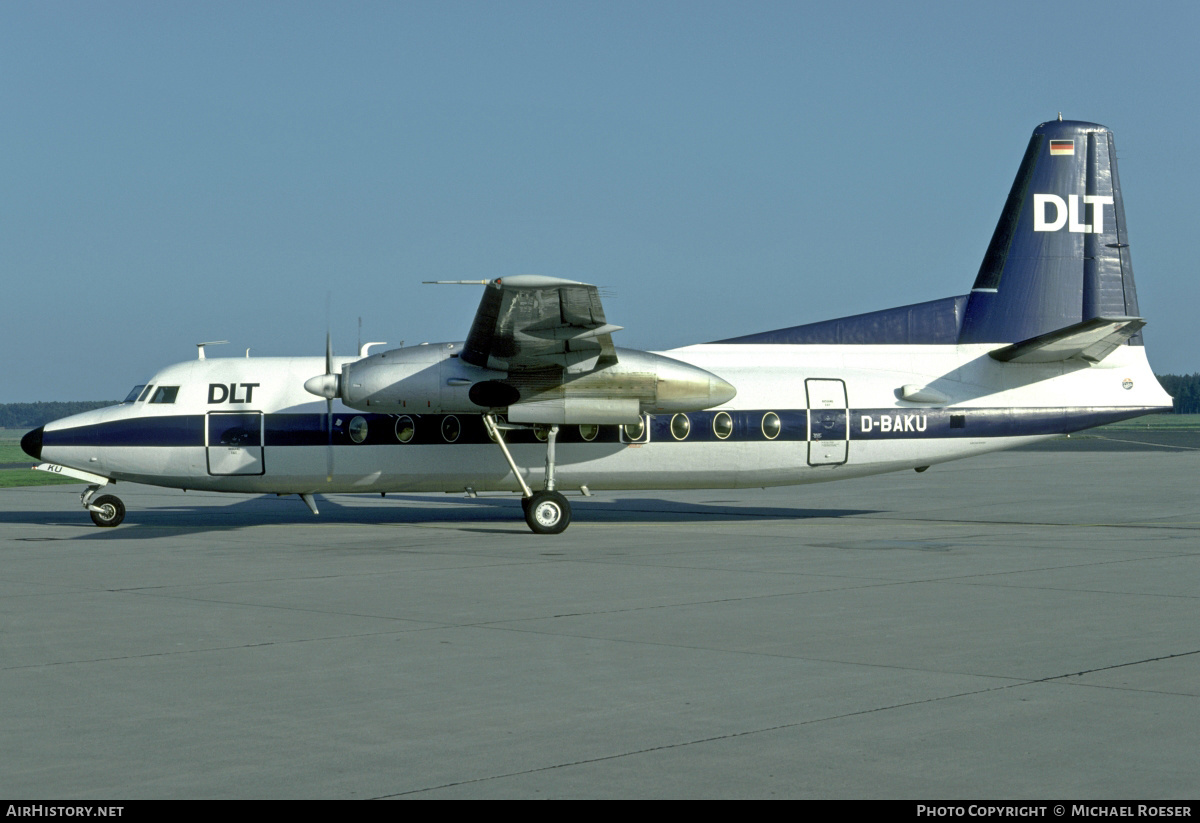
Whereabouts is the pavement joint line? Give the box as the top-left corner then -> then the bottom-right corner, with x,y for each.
372,679 -> 1035,798
914,551 -> 1200,585
1088,434 -> 1200,451
1032,648 -> 1200,683
378,647 -> 1200,797
466,614 -> 1195,687
953,580 -> 1200,600
0,625 -> 457,672
579,549 -> 1200,585
854,515 -> 1200,531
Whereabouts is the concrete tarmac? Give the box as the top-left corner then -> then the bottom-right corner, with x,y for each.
1,445 -> 1197,798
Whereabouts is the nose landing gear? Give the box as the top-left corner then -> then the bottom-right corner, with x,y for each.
82,486 -> 126,527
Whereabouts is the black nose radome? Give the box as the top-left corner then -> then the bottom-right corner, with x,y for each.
21,426 -> 43,461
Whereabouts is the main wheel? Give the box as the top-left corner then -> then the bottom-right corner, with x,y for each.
523,490 -> 571,535
89,494 -> 126,528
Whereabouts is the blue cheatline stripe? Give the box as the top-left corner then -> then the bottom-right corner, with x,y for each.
41,406 -> 1161,449
45,415 -> 205,447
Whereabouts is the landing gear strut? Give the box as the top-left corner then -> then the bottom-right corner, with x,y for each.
484,414 -> 573,535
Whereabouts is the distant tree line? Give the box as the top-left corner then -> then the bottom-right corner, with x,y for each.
3,375 -> 1200,427
0,401 -> 117,430
1154,374 -> 1200,414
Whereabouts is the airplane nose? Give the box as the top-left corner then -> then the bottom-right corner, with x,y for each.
21,426 -> 43,461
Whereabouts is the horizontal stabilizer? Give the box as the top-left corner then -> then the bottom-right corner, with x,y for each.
988,316 -> 1145,364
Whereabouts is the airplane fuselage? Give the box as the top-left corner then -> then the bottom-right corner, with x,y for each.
32,339 -> 1169,498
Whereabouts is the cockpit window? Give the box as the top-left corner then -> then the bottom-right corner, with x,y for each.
149,386 -> 179,404
123,385 -> 147,404
137,385 -> 155,402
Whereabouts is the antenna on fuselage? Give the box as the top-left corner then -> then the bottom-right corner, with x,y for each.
196,341 -> 229,360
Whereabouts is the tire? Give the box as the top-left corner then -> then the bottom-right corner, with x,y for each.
523,490 -> 571,535
89,495 -> 126,528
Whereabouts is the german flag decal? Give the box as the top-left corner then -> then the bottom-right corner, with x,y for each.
1049,139 -> 1074,156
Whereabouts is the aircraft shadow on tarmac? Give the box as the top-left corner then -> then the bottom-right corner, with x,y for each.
2,492 -> 878,540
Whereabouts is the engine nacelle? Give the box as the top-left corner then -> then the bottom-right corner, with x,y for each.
335,342 -> 499,414
324,343 -> 736,423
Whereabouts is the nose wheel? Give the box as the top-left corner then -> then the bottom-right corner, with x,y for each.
88,494 -> 126,527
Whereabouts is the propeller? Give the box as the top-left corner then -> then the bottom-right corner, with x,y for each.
324,332 -> 334,482
303,332 -> 340,482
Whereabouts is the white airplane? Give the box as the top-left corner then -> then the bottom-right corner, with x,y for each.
22,118 -> 1172,534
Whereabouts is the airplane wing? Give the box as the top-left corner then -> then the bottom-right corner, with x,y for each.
458,276 -> 622,373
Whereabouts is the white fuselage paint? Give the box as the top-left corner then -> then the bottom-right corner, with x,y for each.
39,341 -> 1171,497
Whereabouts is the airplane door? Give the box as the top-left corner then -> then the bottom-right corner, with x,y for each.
206,412 -> 265,476
806,379 -> 848,466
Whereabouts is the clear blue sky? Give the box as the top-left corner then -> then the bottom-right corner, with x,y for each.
4,1 -> 1198,402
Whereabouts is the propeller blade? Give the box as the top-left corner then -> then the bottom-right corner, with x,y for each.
304,334 -> 340,400
325,396 -> 334,483
325,331 -> 334,483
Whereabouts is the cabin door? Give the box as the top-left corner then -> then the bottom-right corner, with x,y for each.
206,412 -> 265,476
806,379 -> 848,466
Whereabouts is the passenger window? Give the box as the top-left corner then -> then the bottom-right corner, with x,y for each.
761,412 -> 781,440
713,412 -> 733,440
670,414 -> 691,440
149,386 -> 179,404
395,416 -> 415,443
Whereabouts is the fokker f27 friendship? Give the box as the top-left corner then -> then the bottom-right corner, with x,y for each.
22,119 -> 1172,534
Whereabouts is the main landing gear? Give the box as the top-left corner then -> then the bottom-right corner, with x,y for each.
83,485 -> 125,527
484,414 -> 573,535
522,490 -> 571,535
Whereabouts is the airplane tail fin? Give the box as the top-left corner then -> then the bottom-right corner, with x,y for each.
958,119 -> 1142,346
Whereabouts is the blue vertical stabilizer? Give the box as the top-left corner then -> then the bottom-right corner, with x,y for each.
958,120 -> 1141,344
